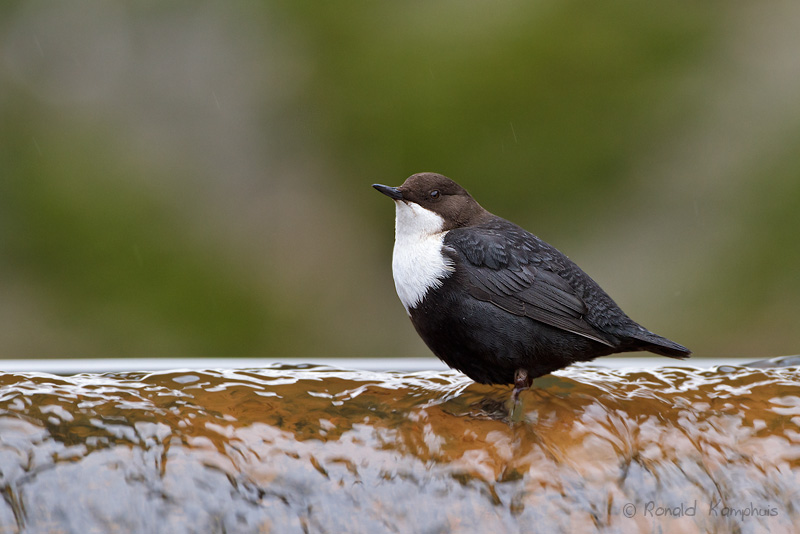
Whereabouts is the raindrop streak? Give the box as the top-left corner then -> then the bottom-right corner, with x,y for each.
0,362 -> 796,532
34,34 -> 44,57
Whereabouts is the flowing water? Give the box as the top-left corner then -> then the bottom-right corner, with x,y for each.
1,360 -> 799,533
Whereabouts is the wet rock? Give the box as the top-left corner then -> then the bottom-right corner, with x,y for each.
0,363 -> 798,533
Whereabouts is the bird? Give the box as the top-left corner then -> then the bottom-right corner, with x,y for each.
373,172 -> 690,401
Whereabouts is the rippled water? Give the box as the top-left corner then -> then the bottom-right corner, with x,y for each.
1,362 -> 799,533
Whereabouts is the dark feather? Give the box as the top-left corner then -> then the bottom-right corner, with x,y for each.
445,221 -> 617,347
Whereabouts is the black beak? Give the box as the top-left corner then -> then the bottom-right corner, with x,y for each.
372,184 -> 403,200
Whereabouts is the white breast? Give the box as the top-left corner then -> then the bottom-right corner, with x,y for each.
391,201 -> 455,314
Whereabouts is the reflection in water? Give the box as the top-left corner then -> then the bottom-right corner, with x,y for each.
1,362 -> 799,533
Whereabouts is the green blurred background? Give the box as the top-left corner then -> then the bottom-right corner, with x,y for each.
1,1 -> 798,361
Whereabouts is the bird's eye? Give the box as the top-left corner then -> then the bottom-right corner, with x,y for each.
429,190 -> 440,200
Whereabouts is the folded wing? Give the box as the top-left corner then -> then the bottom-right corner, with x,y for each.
445,225 -> 616,347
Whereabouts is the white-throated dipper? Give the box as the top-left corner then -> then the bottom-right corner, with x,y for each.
373,172 -> 690,400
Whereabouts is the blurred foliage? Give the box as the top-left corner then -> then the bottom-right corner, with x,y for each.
294,1 -> 715,224
1,1 -> 798,359
1,100 -> 285,356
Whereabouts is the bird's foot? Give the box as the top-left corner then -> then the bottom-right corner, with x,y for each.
509,369 -> 533,423
511,368 -> 532,402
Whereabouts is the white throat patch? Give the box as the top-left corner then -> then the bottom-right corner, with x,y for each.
391,201 -> 455,314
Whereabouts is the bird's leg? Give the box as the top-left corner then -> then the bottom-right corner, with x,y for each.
509,368 -> 533,421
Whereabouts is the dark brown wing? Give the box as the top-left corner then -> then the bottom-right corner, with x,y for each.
444,223 -> 616,347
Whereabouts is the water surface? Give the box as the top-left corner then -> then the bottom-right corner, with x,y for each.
1,362 -> 798,533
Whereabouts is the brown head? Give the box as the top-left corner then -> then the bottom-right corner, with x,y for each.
373,172 -> 490,231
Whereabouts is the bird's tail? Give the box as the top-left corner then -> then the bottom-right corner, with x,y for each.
630,328 -> 691,359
